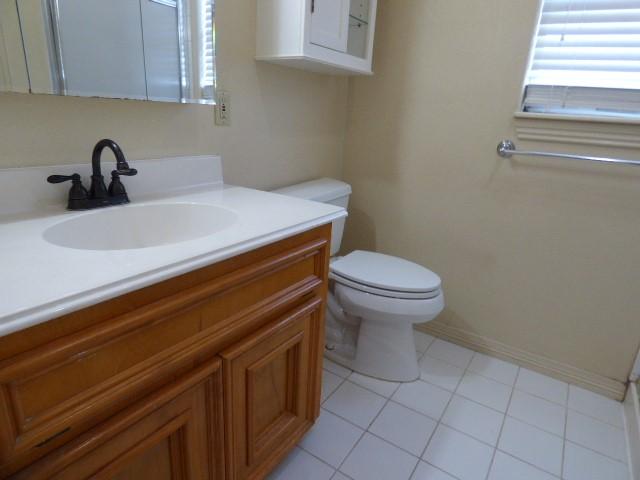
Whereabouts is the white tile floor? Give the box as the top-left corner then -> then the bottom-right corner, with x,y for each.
268,332 -> 631,480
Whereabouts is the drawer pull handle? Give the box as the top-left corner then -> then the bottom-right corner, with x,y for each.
35,427 -> 71,447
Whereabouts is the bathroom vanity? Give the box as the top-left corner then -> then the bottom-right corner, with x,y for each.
0,156 -> 345,479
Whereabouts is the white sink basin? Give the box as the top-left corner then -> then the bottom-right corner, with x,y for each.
43,203 -> 238,250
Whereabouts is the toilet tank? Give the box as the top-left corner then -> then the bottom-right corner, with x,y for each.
273,178 -> 351,256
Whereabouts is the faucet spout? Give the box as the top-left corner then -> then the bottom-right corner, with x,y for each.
89,139 -> 137,200
92,139 -> 137,177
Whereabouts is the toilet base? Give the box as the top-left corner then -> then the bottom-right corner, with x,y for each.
324,320 -> 420,383
354,319 -> 420,382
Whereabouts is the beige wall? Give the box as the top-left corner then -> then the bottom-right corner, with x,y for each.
2,0 -> 639,391
343,0 -> 640,387
0,0 -> 348,190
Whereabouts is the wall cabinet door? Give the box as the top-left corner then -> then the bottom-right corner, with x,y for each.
222,297 -> 324,480
11,359 -> 225,480
310,0 -> 351,52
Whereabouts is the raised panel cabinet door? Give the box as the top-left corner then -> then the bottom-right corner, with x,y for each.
310,0 -> 351,52
222,297 -> 324,480
11,359 -> 225,480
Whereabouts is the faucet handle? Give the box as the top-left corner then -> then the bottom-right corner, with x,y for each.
47,173 -> 82,184
47,173 -> 89,210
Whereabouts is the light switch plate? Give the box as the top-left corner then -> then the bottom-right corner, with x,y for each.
215,91 -> 231,126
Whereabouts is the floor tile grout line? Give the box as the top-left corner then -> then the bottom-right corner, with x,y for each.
449,354 -> 514,416
410,366 -> 468,478
425,347 -> 519,388
329,352 -> 617,421
489,378 -> 613,478
366,382 -> 424,480
386,396 -> 445,424
330,473 -> 347,480
323,361 -> 352,380
321,347 -> 628,479
326,377 -> 388,406
557,399 -> 630,465
380,378 -> 531,452
483,364 -> 520,480
420,460 -> 465,480
362,428 -> 424,464
515,386 -> 569,409
453,390 -> 510,416
415,331 -> 436,355
322,372 -> 406,477
562,439 -> 630,467
300,405 -> 366,476
560,399 -> 569,479
333,428 -> 365,477
422,337 -> 625,414
323,398 -> 389,432
502,411 -> 564,440
565,404 -> 627,431
493,449 -> 563,479
356,371 -> 434,463
489,434 -> 608,478
417,373 -> 460,463
347,373 -> 401,398
509,384 -> 625,431
319,392 -> 621,476
493,445 -> 569,478
322,367 -> 348,399
293,444 -> 343,475
621,402 -> 635,475
423,338 -> 626,421
332,380 -> 407,479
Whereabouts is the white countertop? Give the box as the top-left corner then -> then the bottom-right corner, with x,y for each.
0,155 -> 345,337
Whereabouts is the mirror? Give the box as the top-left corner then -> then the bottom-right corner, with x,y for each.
0,0 -> 216,104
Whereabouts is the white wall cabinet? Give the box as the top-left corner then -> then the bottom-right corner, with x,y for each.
256,0 -> 377,75
310,0 -> 350,53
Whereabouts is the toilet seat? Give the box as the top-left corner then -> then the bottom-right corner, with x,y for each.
330,250 -> 442,300
330,271 -> 441,299
334,282 -> 445,324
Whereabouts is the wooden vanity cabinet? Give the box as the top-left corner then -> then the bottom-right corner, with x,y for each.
222,298 -> 323,480
0,225 -> 331,479
11,359 -> 225,480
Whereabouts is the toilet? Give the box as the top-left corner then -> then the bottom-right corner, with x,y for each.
274,178 -> 444,382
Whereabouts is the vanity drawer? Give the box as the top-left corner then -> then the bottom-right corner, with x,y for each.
0,227 -> 330,475
10,358 -> 225,480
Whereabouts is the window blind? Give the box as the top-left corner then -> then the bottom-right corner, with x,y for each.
200,0 -> 215,99
523,0 -> 640,117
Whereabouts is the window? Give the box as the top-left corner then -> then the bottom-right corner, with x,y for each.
522,0 -> 640,119
199,0 -> 215,100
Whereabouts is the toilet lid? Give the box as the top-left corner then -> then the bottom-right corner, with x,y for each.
330,251 -> 441,294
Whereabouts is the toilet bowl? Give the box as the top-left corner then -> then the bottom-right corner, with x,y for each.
273,179 -> 445,382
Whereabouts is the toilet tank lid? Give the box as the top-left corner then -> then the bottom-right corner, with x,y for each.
273,178 -> 351,202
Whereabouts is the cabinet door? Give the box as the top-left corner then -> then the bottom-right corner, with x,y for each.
222,297 -> 324,480
12,359 -> 224,480
310,0 -> 351,52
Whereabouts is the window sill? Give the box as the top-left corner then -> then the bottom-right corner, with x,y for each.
513,112 -> 640,149
515,111 -> 640,126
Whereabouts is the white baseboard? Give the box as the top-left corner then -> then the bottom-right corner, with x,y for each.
416,322 -> 626,401
624,382 -> 640,480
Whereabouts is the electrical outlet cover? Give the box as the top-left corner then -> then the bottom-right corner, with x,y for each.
215,91 -> 231,126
